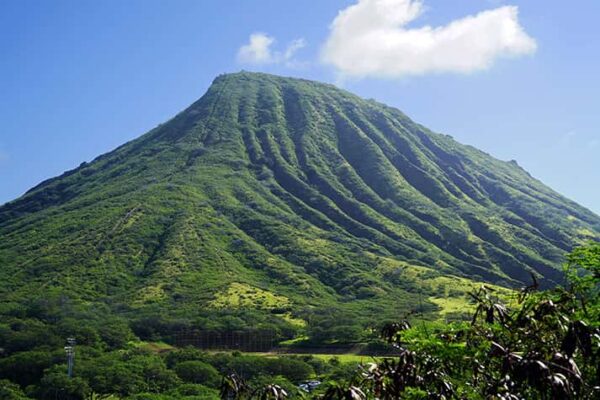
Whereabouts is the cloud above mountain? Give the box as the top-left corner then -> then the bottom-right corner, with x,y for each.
321,0 -> 537,79
237,33 -> 306,66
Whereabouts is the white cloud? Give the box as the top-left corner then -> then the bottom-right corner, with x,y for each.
237,33 -> 306,66
284,38 -> 306,61
321,0 -> 537,79
237,33 -> 276,64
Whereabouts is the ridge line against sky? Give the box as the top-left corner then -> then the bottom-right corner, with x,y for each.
0,0 -> 598,214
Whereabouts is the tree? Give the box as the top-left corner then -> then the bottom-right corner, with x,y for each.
0,379 -> 32,400
0,350 -> 54,387
565,241 -> 600,320
97,317 -> 135,349
265,358 -> 314,383
37,367 -> 91,400
174,360 -> 220,387
79,355 -> 146,397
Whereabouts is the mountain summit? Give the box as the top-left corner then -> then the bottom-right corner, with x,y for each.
1,72 -> 598,328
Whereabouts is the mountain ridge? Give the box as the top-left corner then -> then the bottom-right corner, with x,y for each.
1,71 -> 598,331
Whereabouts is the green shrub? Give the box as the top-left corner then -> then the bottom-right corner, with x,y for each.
174,361 -> 220,387
0,379 -> 31,400
170,383 -> 220,399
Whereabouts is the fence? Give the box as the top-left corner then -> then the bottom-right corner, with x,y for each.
174,329 -> 276,352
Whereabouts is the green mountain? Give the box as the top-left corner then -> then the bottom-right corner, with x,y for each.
1,72 -> 598,335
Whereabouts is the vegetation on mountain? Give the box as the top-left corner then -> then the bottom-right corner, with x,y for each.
0,72 -> 597,338
0,72 -> 598,397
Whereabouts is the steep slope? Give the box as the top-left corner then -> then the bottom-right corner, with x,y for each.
0,72 -> 598,332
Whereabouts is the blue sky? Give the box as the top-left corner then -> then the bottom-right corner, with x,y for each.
0,0 -> 598,214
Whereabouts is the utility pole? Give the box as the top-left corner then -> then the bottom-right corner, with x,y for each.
64,337 -> 76,378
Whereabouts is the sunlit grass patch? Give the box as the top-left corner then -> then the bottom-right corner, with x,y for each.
310,354 -> 384,364
133,284 -> 167,306
134,341 -> 175,353
209,282 -> 290,309
428,296 -> 474,316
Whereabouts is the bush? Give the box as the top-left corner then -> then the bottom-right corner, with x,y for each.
126,394 -> 171,400
249,375 -> 296,397
0,350 -> 55,387
170,383 -> 220,398
0,379 -> 31,400
37,369 -> 91,400
265,357 -> 314,383
165,347 -> 205,368
174,361 -> 220,387
98,318 -> 135,349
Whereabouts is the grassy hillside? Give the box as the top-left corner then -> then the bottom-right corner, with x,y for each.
0,72 -> 598,338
